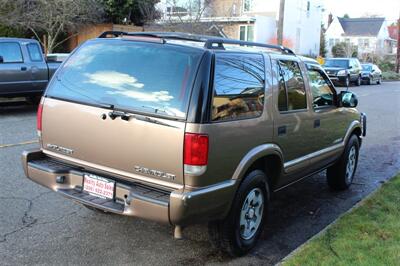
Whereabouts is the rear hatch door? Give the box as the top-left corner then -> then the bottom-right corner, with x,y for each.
41,39 -> 204,188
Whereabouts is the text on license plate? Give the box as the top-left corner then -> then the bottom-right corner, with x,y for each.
83,174 -> 115,199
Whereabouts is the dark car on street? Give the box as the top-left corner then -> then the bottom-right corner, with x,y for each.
361,63 -> 382,85
0,38 -> 62,100
323,58 -> 362,87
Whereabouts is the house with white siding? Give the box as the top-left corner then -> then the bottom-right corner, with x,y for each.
156,0 -> 323,56
325,17 -> 395,57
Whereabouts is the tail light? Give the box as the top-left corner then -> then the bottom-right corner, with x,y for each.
37,99 -> 44,136
184,133 -> 208,175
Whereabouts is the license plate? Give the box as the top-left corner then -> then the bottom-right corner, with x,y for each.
83,174 -> 115,199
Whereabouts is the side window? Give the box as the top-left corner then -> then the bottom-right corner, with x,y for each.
308,69 -> 336,108
277,60 -> 307,111
27,43 -> 43,62
0,42 -> 23,63
212,53 -> 265,122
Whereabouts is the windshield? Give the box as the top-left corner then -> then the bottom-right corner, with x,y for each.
362,65 -> 372,71
46,40 -> 203,118
324,59 -> 349,68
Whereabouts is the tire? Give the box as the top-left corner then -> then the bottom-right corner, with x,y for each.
367,78 -> 371,85
208,170 -> 270,256
344,76 -> 350,87
27,95 -> 41,105
355,75 -> 361,86
377,76 -> 382,85
327,134 -> 360,190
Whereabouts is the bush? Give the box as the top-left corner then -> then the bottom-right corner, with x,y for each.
382,71 -> 400,81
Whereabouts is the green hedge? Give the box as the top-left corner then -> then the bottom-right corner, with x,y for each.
382,71 -> 400,81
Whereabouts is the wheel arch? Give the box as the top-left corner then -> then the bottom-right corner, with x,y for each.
232,144 -> 284,191
344,120 -> 362,145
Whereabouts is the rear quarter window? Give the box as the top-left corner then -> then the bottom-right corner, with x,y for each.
211,53 -> 265,122
27,43 -> 43,62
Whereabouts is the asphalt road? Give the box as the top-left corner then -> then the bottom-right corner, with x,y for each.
1,82 -> 399,265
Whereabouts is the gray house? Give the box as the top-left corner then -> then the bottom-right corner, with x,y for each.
325,17 -> 395,57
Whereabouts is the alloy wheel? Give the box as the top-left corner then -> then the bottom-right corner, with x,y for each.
239,188 -> 264,240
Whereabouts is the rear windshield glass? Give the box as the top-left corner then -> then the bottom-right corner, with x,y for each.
323,59 -> 349,68
47,40 -> 203,119
362,65 -> 372,71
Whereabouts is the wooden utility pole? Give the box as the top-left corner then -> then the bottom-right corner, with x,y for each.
396,17 -> 400,73
277,0 -> 285,45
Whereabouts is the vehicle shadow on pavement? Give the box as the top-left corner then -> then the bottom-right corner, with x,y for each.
0,99 -> 37,115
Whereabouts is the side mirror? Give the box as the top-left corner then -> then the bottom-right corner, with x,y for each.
0,56 -> 3,63
348,65 -> 353,69
340,91 -> 358,108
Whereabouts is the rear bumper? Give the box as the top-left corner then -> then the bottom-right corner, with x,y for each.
328,75 -> 347,84
22,150 -> 237,226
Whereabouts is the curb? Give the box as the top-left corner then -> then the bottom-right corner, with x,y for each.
276,180 -> 388,265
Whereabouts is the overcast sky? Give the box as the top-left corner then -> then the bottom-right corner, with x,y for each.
323,0 -> 400,23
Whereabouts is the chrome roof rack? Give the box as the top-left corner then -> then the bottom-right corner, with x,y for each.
98,31 -> 295,55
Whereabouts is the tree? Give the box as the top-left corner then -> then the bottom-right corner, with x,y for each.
332,42 -> 358,57
150,0 -> 216,35
343,13 -> 350,19
102,0 -> 160,25
0,0 -> 105,53
320,24 -> 327,57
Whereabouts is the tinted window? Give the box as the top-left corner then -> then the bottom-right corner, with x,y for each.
323,59 -> 349,68
212,53 -> 265,122
47,40 -> 203,119
0,42 -> 23,63
278,60 -> 307,111
308,69 -> 335,107
27,43 -> 43,62
362,65 -> 372,71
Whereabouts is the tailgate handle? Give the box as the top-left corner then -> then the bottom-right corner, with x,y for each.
108,110 -> 131,120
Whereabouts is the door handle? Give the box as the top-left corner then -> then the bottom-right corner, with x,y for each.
314,119 -> 320,128
21,66 -> 27,71
278,126 -> 287,136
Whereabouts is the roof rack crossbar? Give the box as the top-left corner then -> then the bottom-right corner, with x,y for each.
98,31 -> 211,43
204,39 -> 295,55
98,31 -> 295,55
98,31 -> 129,38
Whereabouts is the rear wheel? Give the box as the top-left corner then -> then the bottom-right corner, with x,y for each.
327,135 -> 359,190
345,76 -> 350,87
208,170 -> 269,256
355,75 -> 361,86
27,95 -> 41,105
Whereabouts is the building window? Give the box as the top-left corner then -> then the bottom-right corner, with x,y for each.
329,38 -> 334,46
243,0 -> 253,12
239,25 -> 254,42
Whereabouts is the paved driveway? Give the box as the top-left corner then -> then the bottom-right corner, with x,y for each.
1,82 -> 399,265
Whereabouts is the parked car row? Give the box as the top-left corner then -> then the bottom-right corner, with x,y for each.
321,57 -> 382,87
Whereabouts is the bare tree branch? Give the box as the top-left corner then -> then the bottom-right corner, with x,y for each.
0,0 -> 105,53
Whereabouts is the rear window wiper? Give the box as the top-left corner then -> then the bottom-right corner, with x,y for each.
107,110 -> 177,128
